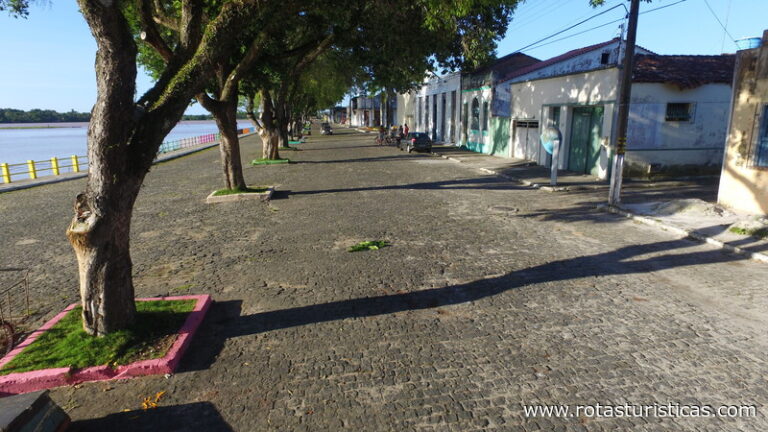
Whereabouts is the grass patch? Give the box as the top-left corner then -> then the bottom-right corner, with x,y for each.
0,300 -> 195,375
251,158 -> 290,165
170,284 -> 194,294
729,226 -> 768,238
212,186 -> 269,196
348,240 -> 390,252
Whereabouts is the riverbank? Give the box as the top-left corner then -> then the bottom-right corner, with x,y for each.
0,125 -> 79,130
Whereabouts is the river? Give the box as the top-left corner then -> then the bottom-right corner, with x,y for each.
0,120 -> 254,167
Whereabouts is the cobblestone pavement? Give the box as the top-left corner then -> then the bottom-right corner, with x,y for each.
1,128 -> 768,431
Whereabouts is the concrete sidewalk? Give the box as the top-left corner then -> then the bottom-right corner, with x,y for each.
430,144 -> 768,262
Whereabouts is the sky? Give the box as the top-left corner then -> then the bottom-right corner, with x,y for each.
0,0 -> 766,116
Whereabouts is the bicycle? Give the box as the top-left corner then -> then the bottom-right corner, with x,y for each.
0,320 -> 15,356
0,268 -> 29,357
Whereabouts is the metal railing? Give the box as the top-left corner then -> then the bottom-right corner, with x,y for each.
1,127 -> 254,184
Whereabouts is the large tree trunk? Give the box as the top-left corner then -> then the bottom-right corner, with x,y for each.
259,91 -> 281,160
67,181 -> 140,335
73,0 -> 221,335
70,0 -> 143,335
209,93 -> 247,190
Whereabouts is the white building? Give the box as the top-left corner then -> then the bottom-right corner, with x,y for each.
492,39 -> 735,179
397,72 -> 462,144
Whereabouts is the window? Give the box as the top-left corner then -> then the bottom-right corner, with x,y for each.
482,101 -> 489,131
471,98 -> 480,130
549,106 -> 561,128
665,103 -> 694,122
757,105 -> 768,167
514,120 -> 539,128
600,52 -> 610,65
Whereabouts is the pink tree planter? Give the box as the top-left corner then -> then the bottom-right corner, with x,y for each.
0,295 -> 212,397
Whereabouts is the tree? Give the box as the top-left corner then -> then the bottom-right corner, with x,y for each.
54,0 -> 282,336
2,0 -> 525,335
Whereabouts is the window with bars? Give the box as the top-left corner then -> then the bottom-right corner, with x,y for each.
665,103 -> 694,122
514,120 -> 540,128
756,105 -> 768,167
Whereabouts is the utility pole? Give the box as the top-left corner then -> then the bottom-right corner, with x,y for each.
608,0 -> 640,205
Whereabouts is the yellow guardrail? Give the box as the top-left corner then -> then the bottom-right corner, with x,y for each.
0,128 -> 255,185
1,155 -> 87,184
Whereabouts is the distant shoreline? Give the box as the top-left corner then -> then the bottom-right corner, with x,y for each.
0,125 -> 80,130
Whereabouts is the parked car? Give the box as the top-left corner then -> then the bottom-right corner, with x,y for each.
320,122 -> 333,135
398,132 -> 432,153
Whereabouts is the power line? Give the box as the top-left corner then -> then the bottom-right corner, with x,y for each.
510,3 -> 628,54
702,0 -> 736,45
520,0 -> 690,54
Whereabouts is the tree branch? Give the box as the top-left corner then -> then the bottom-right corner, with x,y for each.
220,31 -> 268,102
152,0 -> 180,31
180,0 -> 203,52
137,0 -> 173,62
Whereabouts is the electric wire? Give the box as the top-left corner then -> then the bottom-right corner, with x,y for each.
519,0 -> 690,54
509,3 -> 628,54
702,0 -> 737,45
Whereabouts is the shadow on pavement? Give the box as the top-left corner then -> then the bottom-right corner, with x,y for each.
289,175 -> 527,196
69,402 -> 233,432
181,238 -> 747,372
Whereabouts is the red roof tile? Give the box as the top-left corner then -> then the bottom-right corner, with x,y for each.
632,54 -> 735,89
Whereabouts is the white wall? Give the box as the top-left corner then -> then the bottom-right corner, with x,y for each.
626,83 -> 731,169
508,68 -> 619,178
460,87 -> 493,152
400,73 -> 462,143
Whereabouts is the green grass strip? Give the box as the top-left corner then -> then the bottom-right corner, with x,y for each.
212,186 -> 269,196
348,240 -> 390,252
251,158 -> 290,165
729,226 -> 768,238
0,300 -> 196,375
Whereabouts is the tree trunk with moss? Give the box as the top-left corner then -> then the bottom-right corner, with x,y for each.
199,92 -> 246,190
71,0 -> 262,335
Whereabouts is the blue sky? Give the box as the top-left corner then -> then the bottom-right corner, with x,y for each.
1,0 -> 766,116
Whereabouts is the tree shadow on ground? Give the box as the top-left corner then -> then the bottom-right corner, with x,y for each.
297,154 -> 420,164
181,237 -> 748,372
69,402 -> 233,432
287,176 -> 527,196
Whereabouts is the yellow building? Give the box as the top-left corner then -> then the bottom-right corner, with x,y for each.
718,30 -> 768,215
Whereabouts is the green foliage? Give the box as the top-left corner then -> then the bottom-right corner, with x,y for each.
729,227 -> 768,238
0,108 -> 90,123
0,0 -> 31,17
348,240 -> 390,252
251,158 -> 290,165
212,186 -> 269,196
0,300 -> 196,375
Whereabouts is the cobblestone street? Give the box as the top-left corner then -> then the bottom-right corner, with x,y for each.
1,129 -> 767,431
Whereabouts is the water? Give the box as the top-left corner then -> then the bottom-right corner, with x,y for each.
0,120 -> 254,167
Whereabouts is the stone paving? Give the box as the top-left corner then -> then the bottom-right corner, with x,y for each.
1,128 -> 767,431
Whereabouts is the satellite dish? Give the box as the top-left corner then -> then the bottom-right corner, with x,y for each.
540,126 -> 562,155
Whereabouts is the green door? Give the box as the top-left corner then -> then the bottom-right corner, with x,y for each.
490,117 -> 510,156
568,106 -> 604,175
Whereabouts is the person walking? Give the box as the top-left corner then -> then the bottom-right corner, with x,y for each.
403,123 -> 409,137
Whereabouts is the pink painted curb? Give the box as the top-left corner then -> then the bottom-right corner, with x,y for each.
0,295 -> 212,397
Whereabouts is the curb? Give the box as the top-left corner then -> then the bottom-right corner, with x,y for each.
205,186 -> 274,204
598,204 -> 768,264
0,294 -> 212,396
431,150 -> 573,192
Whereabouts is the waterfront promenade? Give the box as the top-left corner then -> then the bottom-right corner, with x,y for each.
1,129 -> 768,430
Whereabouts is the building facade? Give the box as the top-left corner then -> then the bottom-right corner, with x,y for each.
718,30 -> 768,215
495,39 -> 734,180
